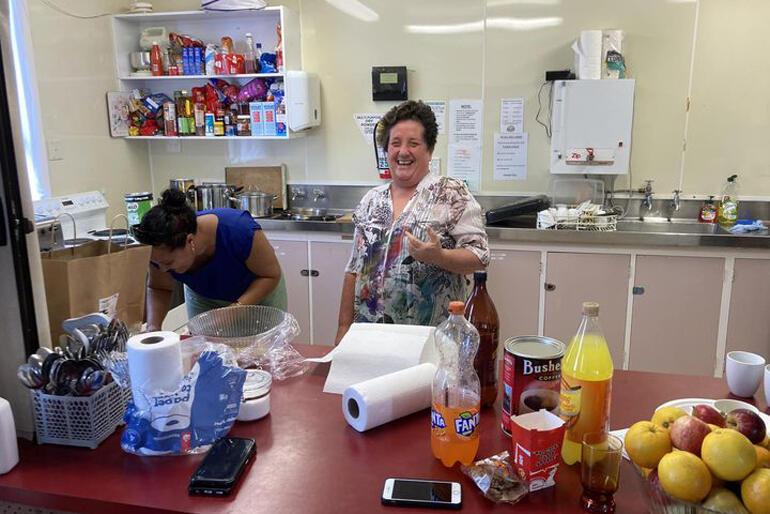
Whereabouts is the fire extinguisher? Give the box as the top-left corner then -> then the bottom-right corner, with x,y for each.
373,120 -> 391,179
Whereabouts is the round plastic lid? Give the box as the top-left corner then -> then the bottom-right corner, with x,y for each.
243,369 -> 272,400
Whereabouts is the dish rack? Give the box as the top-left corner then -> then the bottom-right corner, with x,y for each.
537,212 -> 618,231
31,381 -> 131,449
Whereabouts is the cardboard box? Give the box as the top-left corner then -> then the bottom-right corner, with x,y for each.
510,409 -> 566,492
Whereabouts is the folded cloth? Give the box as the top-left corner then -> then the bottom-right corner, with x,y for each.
729,220 -> 768,233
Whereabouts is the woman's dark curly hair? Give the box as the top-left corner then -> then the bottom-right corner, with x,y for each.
376,100 -> 438,152
133,188 -> 196,249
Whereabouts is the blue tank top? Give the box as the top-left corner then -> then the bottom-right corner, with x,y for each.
170,208 -> 261,301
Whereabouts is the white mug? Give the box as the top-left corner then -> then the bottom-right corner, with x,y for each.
725,351 -> 766,398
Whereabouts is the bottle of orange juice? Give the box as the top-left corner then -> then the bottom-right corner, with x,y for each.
559,302 -> 614,465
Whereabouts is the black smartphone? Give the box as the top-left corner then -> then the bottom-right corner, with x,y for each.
188,437 -> 256,496
381,478 -> 462,509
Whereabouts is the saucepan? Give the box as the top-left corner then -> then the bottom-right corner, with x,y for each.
194,183 -> 242,210
238,190 -> 277,218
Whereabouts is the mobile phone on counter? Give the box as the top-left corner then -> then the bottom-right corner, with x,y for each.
381,478 -> 461,509
188,437 -> 256,496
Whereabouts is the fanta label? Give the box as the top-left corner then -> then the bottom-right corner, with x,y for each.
431,408 -> 446,430
454,411 -> 479,438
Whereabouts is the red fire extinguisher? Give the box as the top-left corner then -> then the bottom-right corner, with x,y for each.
373,120 -> 391,179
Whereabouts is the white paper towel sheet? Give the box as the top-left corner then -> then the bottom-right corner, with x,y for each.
127,331 -> 184,412
342,363 -> 437,432
572,30 -> 603,80
305,323 -> 436,394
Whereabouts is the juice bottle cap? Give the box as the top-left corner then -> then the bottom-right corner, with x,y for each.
582,302 -> 599,316
448,301 -> 465,314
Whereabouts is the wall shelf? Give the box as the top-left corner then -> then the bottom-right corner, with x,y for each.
118,73 -> 284,81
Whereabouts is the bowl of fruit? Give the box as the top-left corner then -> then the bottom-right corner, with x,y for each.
625,400 -> 770,513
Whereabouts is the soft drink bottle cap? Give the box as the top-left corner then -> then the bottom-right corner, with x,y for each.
582,302 -> 599,316
448,301 -> 465,315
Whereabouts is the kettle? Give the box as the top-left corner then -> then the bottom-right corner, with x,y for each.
0,397 -> 18,474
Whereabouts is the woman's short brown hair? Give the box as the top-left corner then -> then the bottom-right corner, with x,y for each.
376,100 -> 438,152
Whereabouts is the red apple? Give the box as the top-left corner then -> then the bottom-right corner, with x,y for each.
725,408 -> 767,444
669,415 -> 711,455
692,404 -> 726,427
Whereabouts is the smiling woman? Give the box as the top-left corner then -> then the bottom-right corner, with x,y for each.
334,100 -> 490,344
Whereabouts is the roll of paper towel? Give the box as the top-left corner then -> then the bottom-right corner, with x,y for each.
572,30 -> 603,80
127,331 -> 184,412
342,363 -> 436,432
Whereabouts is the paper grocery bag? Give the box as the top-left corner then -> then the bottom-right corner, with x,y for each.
41,241 -> 151,343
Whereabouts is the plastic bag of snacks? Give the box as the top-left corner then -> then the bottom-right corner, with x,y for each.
235,78 -> 268,102
460,451 -> 529,505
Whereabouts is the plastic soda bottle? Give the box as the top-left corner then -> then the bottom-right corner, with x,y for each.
559,302 -> 614,465
431,301 -> 481,467
244,33 -> 257,74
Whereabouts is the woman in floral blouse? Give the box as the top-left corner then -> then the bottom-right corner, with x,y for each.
335,100 -> 489,344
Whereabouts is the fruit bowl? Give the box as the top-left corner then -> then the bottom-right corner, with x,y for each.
631,464 -> 724,514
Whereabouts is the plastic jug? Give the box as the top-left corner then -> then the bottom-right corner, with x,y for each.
140,27 -> 169,50
0,397 -> 19,474
431,301 -> 480,467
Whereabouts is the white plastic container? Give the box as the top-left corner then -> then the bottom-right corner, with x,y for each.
237,370 -> 272,422
0,397 -> 19,474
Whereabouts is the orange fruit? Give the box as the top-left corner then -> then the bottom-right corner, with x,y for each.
702,429 -> 757,481
741,468 -> 770,514
625,421 -> 672,468
755,445 -> 770,469
657,450 -> 712,503
651,406 -> 687,430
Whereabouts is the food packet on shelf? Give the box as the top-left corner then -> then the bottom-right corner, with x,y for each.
460,451 -> 528,505
235,78 -> 268,103
209,78 -> 240,103
259,52 -> 277,73
142,93 -> 173,117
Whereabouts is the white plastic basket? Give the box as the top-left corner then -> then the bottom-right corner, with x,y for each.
31,381 -> 131,449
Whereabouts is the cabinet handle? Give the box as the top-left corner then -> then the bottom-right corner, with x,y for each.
341,234 -> 353,240
310,270 -> 319,277
632,286 -> 645,295
544,283 -> 556,292
300,269 -> 309,277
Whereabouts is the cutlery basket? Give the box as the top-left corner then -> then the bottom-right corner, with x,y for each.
31,381 -> 131,449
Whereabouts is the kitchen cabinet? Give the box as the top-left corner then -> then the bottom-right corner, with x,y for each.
310,241 -> 353,346
628,255 -> 724,375
726,258 -> 770,360
271,240 -> 310,344
111,7 -> 318,140
543,252 -> 630,367
486,249 -> 540,345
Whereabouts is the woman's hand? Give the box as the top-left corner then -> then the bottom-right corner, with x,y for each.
404,226 -> 443,265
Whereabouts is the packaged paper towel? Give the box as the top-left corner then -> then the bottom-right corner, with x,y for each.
602,29 -> 625,79
572,30 -> 602,80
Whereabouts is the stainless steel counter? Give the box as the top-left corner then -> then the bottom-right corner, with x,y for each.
257,217 -> 770,249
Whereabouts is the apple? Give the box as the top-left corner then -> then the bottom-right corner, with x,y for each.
725,408 -> 767,444
692,404 -> 726,427
669,415 -> 711,455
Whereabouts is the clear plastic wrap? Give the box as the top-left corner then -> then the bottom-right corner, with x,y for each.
460,451 -> 528,505
119,341 -> 245,456
187,305 -> 308,379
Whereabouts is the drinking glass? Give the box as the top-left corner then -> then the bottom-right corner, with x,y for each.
580,432 -> 622,513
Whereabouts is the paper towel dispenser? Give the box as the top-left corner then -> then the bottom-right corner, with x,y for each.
550,79 -> 635,175
286,71 -> 321,131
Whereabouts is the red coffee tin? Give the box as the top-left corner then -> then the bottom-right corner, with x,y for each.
501,336 -> 565,435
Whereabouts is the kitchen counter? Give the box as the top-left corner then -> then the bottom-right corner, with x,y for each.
256,217 -> 770,248
1,344 -> 767,514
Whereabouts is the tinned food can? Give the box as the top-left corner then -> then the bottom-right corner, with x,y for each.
501,336 -> 565,435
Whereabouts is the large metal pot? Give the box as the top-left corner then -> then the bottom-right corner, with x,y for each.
238,190 -> 276,218
195,183 -> 240,210
169,178 -> 196,206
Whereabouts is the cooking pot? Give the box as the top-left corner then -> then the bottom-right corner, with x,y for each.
195,183 -> 241,210
168,178 -> 196,206
238,190 -> 276,218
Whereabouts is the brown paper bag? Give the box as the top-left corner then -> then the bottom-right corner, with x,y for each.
41,240 -> 152,343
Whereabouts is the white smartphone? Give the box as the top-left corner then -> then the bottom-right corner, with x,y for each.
381,478 -> 462,509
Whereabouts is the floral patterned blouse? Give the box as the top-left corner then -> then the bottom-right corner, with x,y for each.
345,173 -> 490,326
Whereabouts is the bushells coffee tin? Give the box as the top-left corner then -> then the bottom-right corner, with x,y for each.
501,336 -> 565,435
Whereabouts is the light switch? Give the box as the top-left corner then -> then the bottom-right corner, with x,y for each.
47,139 -> 63,161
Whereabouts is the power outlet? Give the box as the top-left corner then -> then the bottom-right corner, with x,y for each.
47,138 -> 63,161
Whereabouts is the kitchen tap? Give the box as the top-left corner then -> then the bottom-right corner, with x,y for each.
312,188 -> 327,202
671,190 -> 681,212
641,180 -> 654,211
290,187 -> 306,202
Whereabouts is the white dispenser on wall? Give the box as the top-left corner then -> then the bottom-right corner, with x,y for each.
0,397 -> 19,474
286,71 -> 321,131
550,79 -> 635,175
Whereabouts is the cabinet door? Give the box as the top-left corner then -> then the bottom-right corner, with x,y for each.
544,253 -> 630,368
310,241 -> 353,346
726,259 -> 770,359
271,240 -> 311,344
629,255 -> 724,375
486,249 -> 541,345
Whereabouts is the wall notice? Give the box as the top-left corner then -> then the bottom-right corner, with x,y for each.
425,100 -> 447,135
449,99 -> 483,145
500,98 -> 524,134
354,113 -> 383,143
493,132 -> 527,181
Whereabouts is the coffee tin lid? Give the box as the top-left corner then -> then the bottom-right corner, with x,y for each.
243,369 -> 272,401
124,192 -> 153,201
505,335 -> 565,359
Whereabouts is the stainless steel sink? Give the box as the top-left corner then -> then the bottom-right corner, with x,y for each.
615,221 -> 729,235
271,208 -> 352,222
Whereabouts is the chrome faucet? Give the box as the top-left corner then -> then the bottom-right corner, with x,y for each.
312,188 -> 327,202
641,180 -> 654,211
671,190 -> 681,212
290,187 -> 306,202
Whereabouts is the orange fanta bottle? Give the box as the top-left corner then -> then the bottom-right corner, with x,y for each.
431,301 -> 481,467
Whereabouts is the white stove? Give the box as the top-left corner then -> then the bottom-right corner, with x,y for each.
33,191 -> 135,247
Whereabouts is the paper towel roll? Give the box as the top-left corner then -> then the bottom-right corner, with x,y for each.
127,331 -> 183,412
602,29 -> 625,79
572,30 -> 602,80
342,363 -> 436,432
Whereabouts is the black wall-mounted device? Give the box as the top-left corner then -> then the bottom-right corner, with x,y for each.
372,66 -> 408,101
